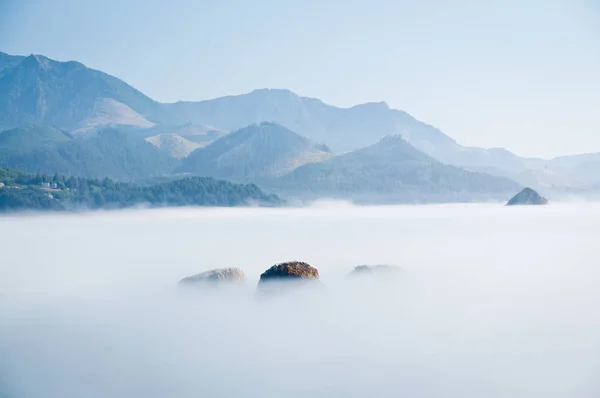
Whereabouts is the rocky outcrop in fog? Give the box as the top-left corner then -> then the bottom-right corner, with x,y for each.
179,268 -> 247,285
259,261 -> 319,281
257,261 -> 320,294
349,264 -> 404,277
506,187 -> 548,206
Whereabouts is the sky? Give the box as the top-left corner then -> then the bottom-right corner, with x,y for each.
0,0 -> 599,158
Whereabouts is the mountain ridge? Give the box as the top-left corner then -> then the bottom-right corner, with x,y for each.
0,51 -> 26,71
0,53 -> 167,132
264,134 -> 521,203
0,52 -> 598,193
0,53 -> 471,158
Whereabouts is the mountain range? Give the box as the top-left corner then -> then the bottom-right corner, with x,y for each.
268,134 -> 520,203
0,50 -> 598,202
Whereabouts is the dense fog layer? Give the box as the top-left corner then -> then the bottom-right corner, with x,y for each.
1,204 -> 599,397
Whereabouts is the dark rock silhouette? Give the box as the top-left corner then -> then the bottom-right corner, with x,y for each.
179,267 -> 246,285
506,187 -> 548,206
257,261 -> 320,294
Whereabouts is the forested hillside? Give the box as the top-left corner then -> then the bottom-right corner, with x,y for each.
0,168 -> 281,212
0,125 -> 177,180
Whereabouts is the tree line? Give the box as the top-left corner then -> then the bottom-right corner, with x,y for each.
0,168 -> 281,212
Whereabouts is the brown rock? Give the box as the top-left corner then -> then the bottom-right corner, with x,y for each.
259,261 -> 319,282
256,261 -> 320,295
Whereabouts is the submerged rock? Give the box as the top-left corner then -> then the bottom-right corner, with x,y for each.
179,267 -> 246,286
349,264 -> 404,277
506,187 -> 548,206
257,261 -> 320,294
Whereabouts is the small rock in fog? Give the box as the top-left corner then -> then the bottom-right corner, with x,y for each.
179,267 -> 246,286
506,187 -> 548,206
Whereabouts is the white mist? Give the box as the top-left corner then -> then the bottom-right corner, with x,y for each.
0,203 -> 599,397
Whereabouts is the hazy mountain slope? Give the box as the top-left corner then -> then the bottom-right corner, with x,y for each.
73,98 -> 156,133
170,88 -> 595,190
179,122 -> 332,182
166,89 -> 328,142
142,123 -> 227,146
0,52 -> 25,71
164,88 -> 597,189
145,133 -> 201,159
445,147 -> 528,174
569,160 -> 600,185
269,135 -> 521,203
0,125 -> 72,152
60,129 -> 176,179
164,89 -> 456,154
520,153 -> 600,186
0,125 -> 76,174
516,168 -> 586,189
170,123 -> 226,137
545,152 -> 600,169
0,54 -> 167,131
0,126 -> 176,180
164,89 -> 539,177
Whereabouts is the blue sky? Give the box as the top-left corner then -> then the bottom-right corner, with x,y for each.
1,0 -> 599,158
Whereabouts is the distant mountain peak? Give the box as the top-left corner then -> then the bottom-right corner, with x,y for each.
352,101 -> 390,110
31,54 -> 49,62
371,134 -> 418,151
378,134 -> 406,143
20,54 -> 85,72
22,54 -> 53,69
250,88 -> 297,96
248,88 -> 301,101
145,133 -> 200,159
354,133 -> 433,162
0,52 -> 163,131
179,122 -> 332,181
